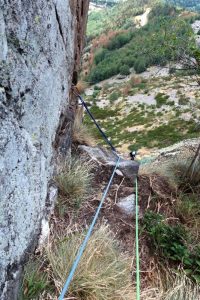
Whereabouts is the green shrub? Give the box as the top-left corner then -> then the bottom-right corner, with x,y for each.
90,105 -> 118,119
143,211 -> 188,263
178,95 -> 188,105
168,100 -> 175,106
86,3 -> 195,84
134,59 -> 147,74
175,194 -> 200,228
94,48 -> 109,65
93,89 -> 100,98
143,211 -> 200,284
94,85 -> 102,91
107,32 -> 133,51
155,93 -> 170,107
109,90 -> 121,101
119,65 -> 130,76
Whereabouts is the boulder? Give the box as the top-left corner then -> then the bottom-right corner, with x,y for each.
79,145 -> 139,181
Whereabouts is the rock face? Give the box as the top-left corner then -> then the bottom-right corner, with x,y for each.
0,1 -> 89,299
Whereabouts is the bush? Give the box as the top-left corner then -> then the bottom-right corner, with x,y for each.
107,32 -> 133,51
119,65 -> 130,76
56,157 -> 93,208
134,59 -> 147,74
94,48 -> 109,65
143,211 -> 200,284
175,194 -> 200,229
46,225 -> 134,299
86,9 -> 194,84
155,93 -> 169,107
178,95 -> 188,105
109,90 -> 121,101
94,85 -> 102,91
143,211 -> 188,263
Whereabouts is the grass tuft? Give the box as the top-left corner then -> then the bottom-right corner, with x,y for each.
73,111 -> 96,147
164,274 -> 200,300
19,260 -> 51,300
76,80 -> 89,94
56,157 -> 93,208
46,225 -> 134,299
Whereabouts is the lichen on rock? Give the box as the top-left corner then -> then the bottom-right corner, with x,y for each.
0,1 -> 89,299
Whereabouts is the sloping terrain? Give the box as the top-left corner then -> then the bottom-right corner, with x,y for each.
82,0 -> 200,157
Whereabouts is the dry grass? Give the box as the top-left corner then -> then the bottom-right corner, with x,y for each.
73,111 -> 96,147
122,83 -> 131,96
140,265 -> 200,300
129,75 -> 142,87
168,158 -> 200,192
76,80 -> 89,94
46,225 -> 135,299
163,274 -> 200,300
56,157 -> 93,208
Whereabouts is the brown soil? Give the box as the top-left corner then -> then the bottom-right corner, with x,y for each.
51,160 -> 177,290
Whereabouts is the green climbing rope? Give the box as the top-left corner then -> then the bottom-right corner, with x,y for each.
135,177 -> 140,300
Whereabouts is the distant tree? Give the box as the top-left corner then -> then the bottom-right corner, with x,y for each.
119,65 -> 130,75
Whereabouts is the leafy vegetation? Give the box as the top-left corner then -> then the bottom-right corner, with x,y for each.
87,0 -> 148,38
86,4 -> 195,83
143,211 -> 200,283
143,211 -> 188,263
167,0 -> 200,11
155,93 -> 170,107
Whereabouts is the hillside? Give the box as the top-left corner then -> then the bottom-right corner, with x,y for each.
167,0 -> 200,11
82,0 -> 200,156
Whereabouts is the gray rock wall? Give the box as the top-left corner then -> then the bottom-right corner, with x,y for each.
0,1 -> 89,299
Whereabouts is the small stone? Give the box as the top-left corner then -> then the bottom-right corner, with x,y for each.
115,169 -> 123,176
116,194 -> 135,217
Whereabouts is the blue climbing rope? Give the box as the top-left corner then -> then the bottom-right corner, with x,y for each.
73,87 -> 117,153
58,88 -> 140,300
58,156 -> 121,300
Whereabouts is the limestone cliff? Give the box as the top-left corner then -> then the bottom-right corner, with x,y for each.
0,1 -> 89,299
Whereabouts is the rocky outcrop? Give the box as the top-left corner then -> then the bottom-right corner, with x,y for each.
0,1 -> 89,299
140,138 -> 200,174
79,145 -> 139,181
